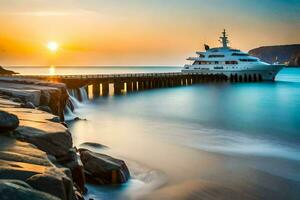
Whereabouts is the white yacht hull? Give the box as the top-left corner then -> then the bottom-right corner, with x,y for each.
182,64 -> 284,81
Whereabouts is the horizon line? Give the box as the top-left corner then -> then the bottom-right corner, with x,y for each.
3,65 -> 183,68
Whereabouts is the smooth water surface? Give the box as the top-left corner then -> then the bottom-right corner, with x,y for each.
6,66 -> 181,75
64,68 -> 300,199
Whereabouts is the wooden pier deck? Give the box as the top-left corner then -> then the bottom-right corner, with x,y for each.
7,72 -> 229,96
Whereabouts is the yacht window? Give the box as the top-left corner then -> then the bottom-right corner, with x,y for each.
230,49 -> 240,52
209,55 -> 225,58
214,66 -> 223,69
232,53 -> 249,56
239,59 -> 257,62
225,61 -> 238,64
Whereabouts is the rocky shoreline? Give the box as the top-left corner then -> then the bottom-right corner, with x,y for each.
0,77 -> 130,200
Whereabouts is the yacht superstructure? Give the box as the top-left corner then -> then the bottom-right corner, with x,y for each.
182,30 -> 284,81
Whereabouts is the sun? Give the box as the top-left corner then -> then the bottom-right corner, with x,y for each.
47,41 -> 59,52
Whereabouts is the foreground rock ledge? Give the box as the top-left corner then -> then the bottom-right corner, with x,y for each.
0,106 -> 82,199
0,77 -> 69,121
0,179 -> 59,200
79,148 -> 130,185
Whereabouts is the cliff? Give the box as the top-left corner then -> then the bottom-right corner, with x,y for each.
0,77 -> 68,121
0,66 -> 18,75
248,44 -> 300,66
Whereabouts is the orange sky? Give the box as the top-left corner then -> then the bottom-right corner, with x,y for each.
0,0 -> 299,66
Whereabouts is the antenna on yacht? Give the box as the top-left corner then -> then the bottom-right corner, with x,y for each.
219,29 -> 229,48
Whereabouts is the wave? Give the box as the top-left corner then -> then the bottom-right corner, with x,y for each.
160,125 -> 300,161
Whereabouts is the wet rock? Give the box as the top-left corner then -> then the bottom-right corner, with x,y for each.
26,174 -> 67,200
60,148 -> 85,193
15,126 -> 73,159
66,99 -> 75,112
10,97 -> 23,103
21,101 -> 35,109
74,117 -> 81,121
79,149 -> 130,185
40,91 -> 51,106
26,171 -> 75,200
0,136 -> 76,200
75,190 -> 84,200
38,106 -> 52,113
48,116 -> 60,123
61,122 -> 68,128
80,142 -> 108,149
0,179 -> 59,200
0,110 -> 19,133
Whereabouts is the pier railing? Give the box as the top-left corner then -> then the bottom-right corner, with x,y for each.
3,72 -> 202,79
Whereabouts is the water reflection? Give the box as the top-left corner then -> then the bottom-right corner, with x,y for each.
48,65 -> 56,75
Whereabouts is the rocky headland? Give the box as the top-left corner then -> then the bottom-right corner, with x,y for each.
0,66 -> 18,75
249,44 -> 300,66
0,77 -> 130,200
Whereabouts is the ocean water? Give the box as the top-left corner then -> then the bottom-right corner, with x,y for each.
60,67 -> 300,199
6,66 -> 181,75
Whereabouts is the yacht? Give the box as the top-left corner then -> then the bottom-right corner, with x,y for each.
182,30 -> 284,81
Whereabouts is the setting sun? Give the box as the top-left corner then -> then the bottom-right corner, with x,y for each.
47,41 -> 59,52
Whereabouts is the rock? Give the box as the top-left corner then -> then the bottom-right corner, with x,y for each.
66,99 -> 75,112
61,122 -> 68,128
48,116 -> 60,123
74,117 -> 81,121
60,148 -> 85,193
0,110 -> 19,132
2,107 -> 73,159
21,102 -> 35,109
0,66 -> 18,75
75,190 -> 84,200
0,79 -> 69,121
15,126 -> 73,159
249,44 -> 300,65
10,97 -> 23,103
80,142 -> 108,149
0,135 -> 77,200
40,91 -> 51,106
0,179 -> 59,200
38,106 -> 52,113
79,149 -> 130,185
26,172 -> 75,200
0,157 -> 76,200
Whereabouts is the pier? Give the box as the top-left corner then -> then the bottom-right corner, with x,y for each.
4,72 -> 263,98
12,73 -> 228,97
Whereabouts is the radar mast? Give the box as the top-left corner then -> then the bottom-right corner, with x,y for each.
219,29 -> 229,48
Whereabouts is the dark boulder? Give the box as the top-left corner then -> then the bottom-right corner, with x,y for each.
40,91 -> 51,106
38,106 -> 52,113
61,148 -> 85,193
48,116 -> 60,123
79,149 -> 130,185
10,97 -> 23,103
0,110 -> 19,133
21,102 -> 35,109
0,179 -> 59,200
26,174 -> 67,200
80,142 -> 108,149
